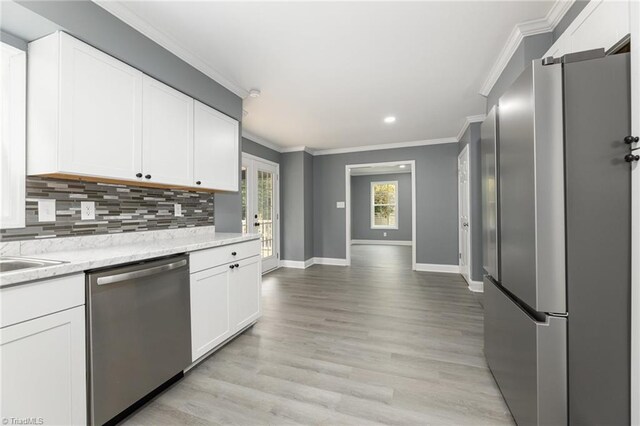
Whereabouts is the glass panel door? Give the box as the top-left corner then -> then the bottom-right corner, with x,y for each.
242,155 -> 279,272
257,169 -> 274,259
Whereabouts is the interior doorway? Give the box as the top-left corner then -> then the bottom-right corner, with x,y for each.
241,153 -> 280,273
458,145 -> 471,283
345,160 -> 416,270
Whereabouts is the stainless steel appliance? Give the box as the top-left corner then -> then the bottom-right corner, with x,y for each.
481,50 -> 631,425
87,255 -> 191,425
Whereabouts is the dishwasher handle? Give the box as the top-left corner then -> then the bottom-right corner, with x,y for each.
96,259 -> 188,285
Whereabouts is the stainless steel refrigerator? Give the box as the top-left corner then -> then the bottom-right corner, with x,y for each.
481,50 -> 631,426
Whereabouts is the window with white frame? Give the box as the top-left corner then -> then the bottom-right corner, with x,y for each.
371,181 -> 398,229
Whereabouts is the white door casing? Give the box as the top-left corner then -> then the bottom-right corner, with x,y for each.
242,153 -> 280,272
458,146 -> 471,283
344,160 -> 417,270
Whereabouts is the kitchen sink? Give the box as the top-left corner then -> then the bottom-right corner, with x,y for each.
0,257 -> 65,273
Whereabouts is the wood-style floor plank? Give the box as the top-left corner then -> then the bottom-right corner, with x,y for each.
123,245 -> 513,425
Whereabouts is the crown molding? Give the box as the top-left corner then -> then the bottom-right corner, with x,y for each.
281,146 -> 316,155
456,114 -> 487,142
241,129 -> 284,153
479,0 -> 575,97
94,1 -> 249,98
313,137 -> 458,156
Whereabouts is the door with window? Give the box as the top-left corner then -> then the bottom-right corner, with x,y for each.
458,146 -> 471,283
242,155 -> 279,272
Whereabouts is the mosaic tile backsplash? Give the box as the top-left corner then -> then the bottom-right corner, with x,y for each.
0,177 -> 215,241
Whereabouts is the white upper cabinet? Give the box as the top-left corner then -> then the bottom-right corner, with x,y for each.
27,32 -> 240,192
194,100 -> 239,191
28,32 -> 143,181
545,0 -> 630,58
1,42 -> 26,229
142,76 -> 194,186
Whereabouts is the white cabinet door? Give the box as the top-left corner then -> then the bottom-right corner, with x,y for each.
230,255 -> 262,331
0,42 -> 25,229
194,100 -> 239,191
142,76 -> 193,186
58,32 -> 143,181
0,306 -> 86,425
190,264 -> 231,361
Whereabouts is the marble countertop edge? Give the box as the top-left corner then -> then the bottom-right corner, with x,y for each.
0,232 -> 260,287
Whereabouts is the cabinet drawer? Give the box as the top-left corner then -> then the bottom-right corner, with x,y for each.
190,239 -> 260,273
1,274 -> 85,328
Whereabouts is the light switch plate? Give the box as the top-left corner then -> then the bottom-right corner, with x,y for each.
336,201 -> 345,209
38,199 -> 56,222
174,203 -> 183,217
81,201 -> 95,220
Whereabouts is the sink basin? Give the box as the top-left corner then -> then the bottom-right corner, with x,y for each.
0,257 -> 65,273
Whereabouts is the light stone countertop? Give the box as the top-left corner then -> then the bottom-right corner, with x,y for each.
0,227 -> 260,287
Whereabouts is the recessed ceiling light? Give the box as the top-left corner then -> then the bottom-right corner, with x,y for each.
384,116 -> 396,124
399,164 -> 406,168
248,89 -> 261,98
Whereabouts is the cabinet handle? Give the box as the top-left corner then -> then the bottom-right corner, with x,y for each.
234,263 -> 240,268
229,264 -> 235,269
136,172 -> 143,178
196,181 -> 201,185
145,174 -> 152,179
231,252 -> 237,256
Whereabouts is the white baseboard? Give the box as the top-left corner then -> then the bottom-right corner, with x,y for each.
468,280 -> 484,293
415,263 -> 460,274
313,257 -> 347,266
279,259 -> 313,269
351,239 -> 412,246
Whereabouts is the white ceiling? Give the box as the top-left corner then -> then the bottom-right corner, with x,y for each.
98,1 -> 556,150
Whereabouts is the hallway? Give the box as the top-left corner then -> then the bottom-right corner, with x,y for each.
124,252 -> 513,425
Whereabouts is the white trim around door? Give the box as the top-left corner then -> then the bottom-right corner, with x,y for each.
345,160 -> 416,270
242,153 -> 280,273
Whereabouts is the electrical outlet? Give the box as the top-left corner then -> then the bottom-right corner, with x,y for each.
38,199 -> 56,222
336,201 -> 345,209
174,203 -> 182,217
383,232 -> 387,237
81,201 -> 96,220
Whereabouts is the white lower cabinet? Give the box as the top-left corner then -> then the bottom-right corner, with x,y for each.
230,256 -> 262,331
190,242 -> 261,363
190,264 -> 232,361
0,305 -> 87,425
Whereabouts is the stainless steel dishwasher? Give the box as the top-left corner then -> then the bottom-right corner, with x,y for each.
86,255 -> 191,425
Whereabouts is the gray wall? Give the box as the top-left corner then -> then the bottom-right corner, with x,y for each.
1,30 -> 27,50
215,137 -> 282,233
351,173 -> 412,241
280,152 -> 305,261
486,1 -> 590,112
553,0 -> 590,42
486,32 -> 553,111
14,0 -> 242,121
280,151 -> 314,262
303,152 -> 314,260
313,143 -> 458,264
458,123 -> 483,281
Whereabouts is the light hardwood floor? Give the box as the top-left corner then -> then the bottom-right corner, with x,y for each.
124,245 -> 513,425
